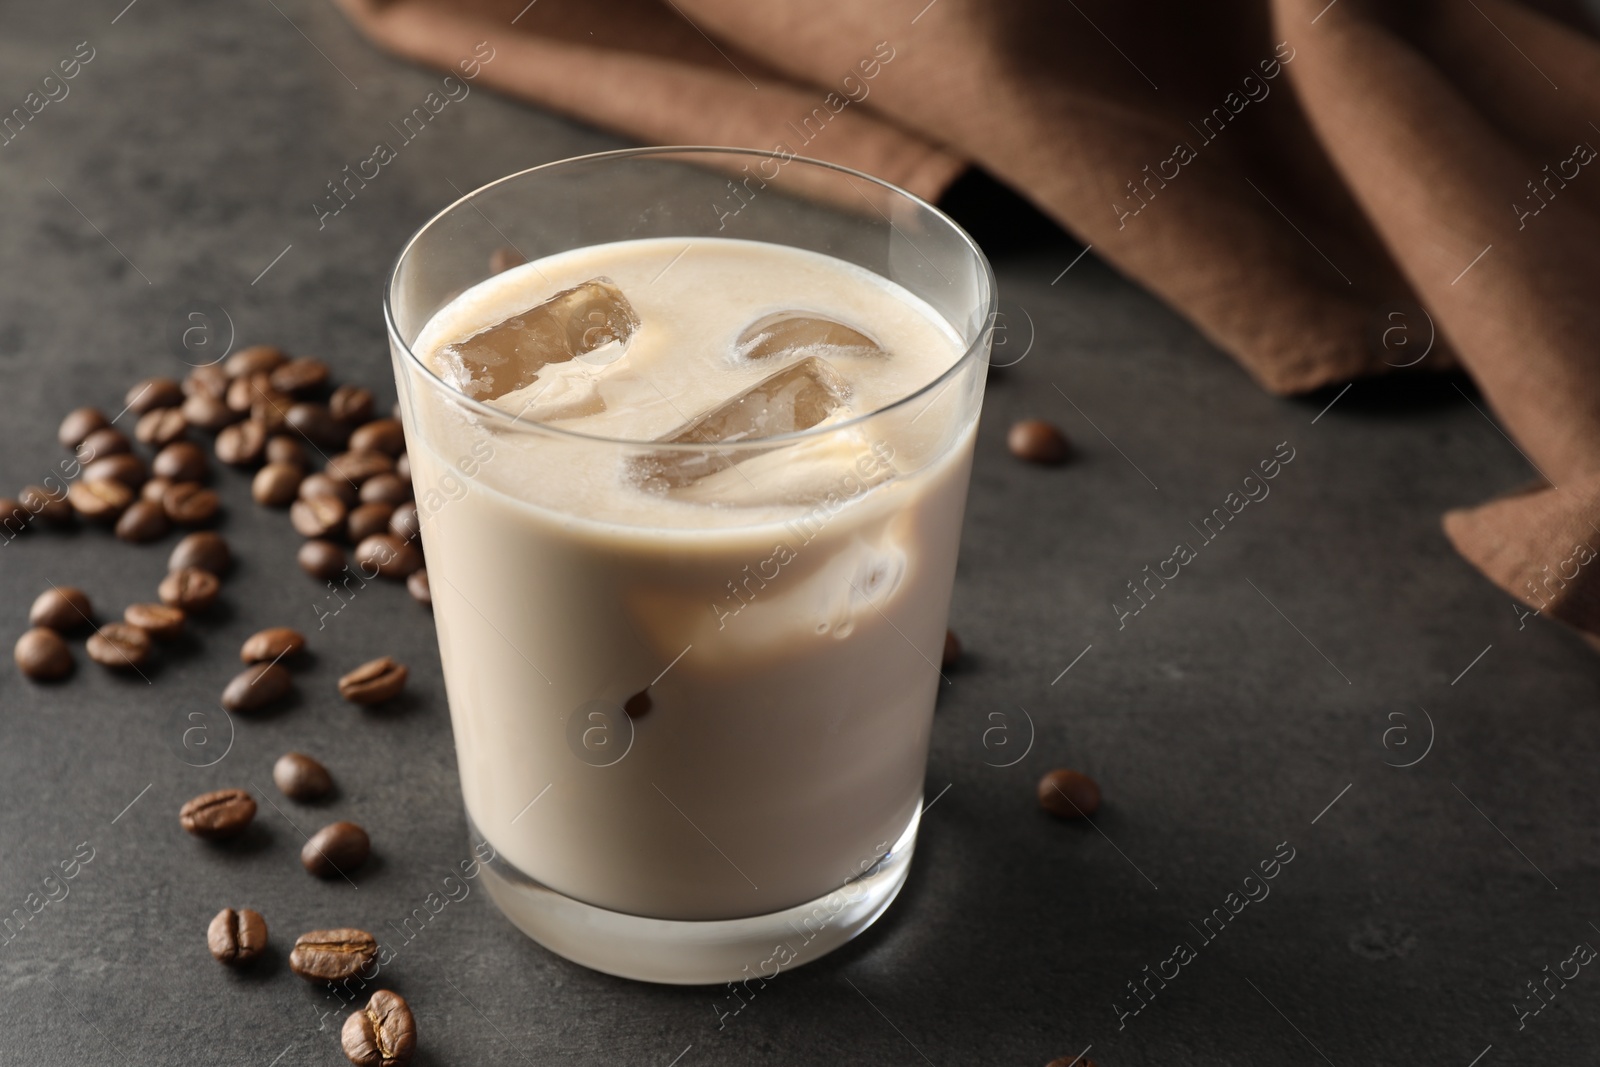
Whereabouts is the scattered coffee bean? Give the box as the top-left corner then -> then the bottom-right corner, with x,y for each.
15,628 -> 72,681
252,461 -> 303,507
30,587 -> 93,631
624,688 -> 651,719
225,373 -> 271,414
115,499 -> 170,543
942,629 -> 961,669
341,988 -> 416,1067
347,503 -> 394,544
266,435 -> 309,467
152,441 -> 209,482
169,531 -> 231,575
330,384 -> 375,425
326,450 -> 393,486
251,387 -> 294,432
68,479 -> 133,522
222,662 -> 292,713
20,485 -> 73,525
87,622 -> 152,670
127,377 -> 184,414
224,344 -> 287,379
291,496 -> 347,539
273,752 -> 333,801
141,477 -> 174,504
406,569 -> 430,607
302,820 -> 370,878
58,407 -> 109,449
76,427 -> 131,465
388,501 -> 419,542
216,420 -> 267,466
182,391 -> 241,432
160,567 -> 221,612
271,356 -> 330,396
339,657 -> 407,705
163,483 -> 221,526
1038,768 -> 1101,819
349,419 -> 405,457
0,497 -> 27,535
124,603 -> 185,640
241,627 -> 305,664
135,406 -> 189,447
1045,1058 -> 1099,1067
355,534 -> 422,579
489,245 -> 525,274
184,364 -> 229,400
358,474 -> 411,506
300,471 -> 358,507
394,452 -> 409,481
179,788 -> 256,840
285,402 -> 347,449
289,928 -> 378,981
1007,419 -> 1071,465
207,907 -> 268,965
299,540 -> 347,580
83,453 -> 148,488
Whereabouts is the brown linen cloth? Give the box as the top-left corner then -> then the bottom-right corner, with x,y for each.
333,0 -> 1600,641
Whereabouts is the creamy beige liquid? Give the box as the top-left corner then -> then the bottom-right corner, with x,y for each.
402,238 -> 975,920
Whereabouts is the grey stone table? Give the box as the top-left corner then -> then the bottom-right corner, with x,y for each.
3,3 -> 1595,1065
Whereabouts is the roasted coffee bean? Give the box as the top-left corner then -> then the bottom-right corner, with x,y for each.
241,627 -> 305,664
624,688 -> 651,719
252,462 -> 303,507
489,245 -> 525,274
406,569 -> 430,607
222,662 -> 292,713
394,452 -> 409,481
289,928 -> 377,982
160,567 -> 221,612
124,602 -> 185,640
225,372 -> 272,414
358,473 -> 411,506
341,989 -> 416,1067
349,419 -> 405,457
291,496 -> 347,539
184,363 -> 229,400
325,450 -> 393,486
216,420 -> 267,466
1007,419 -> 1071,465
299,539 -> 347,580
87,621 -> 151,670
0,497 -> 28,534
83,453 -> 148,488
127,376 -> 184,414
152,441 -> 208,483
182,391 -> 241,432
271,356 -> 330,396
115,499 -> 170,543
15,628 -> 72,681
273,752 -> 332,801
141,477 -> 174,504
31,587 -> 93,631
207,907 -> 268,965
388,501 -> 419,542
285,402 -> 347,448
942,629 -> 962,669
163,483 -> 221,526
355,534 -> 422,579
250,387 -> 294,433
224,344 -> 287,379
266,435 -> 309,467
330,384 -> 375,425
1038,768 -> 1101,819
135,406 -> 189,447
169,531 -> 231,575
302,820 -> 370,878
1045,1058 -> 1100,1067
58,407 -> 109,449
68,479 -> 132,522
339,657 -> 407,705
20,485 -> 73,526
76,427 -> 132,465
300,472 -> 357,507
179,788 -> 255,840
346,503 -> 394,543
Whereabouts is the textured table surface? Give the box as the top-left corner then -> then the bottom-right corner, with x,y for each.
3,4 -> 1596,1066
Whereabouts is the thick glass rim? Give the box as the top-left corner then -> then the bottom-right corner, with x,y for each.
384,145 -> 997,449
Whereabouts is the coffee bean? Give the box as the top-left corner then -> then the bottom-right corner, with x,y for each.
31,588 -> 93,631
20,485 -> 73,526
135,406 -> 188,447
251,462 -> 303,507
207,907 -> 268,965
58,407 -> 109,449
141,477 -> 173,504
330,385 -> 375,425
489,245 -> 525,274
285,402 -> 347,449
182,392 -> 241,432
624,688 -> 651,719
15,628 -> 72,681
291,496 -> 347,539
326,450 -> 394,486
216,420 -> 267,466
1007,419 -> 1071,465
179,788 -> 256,840
224,344 -> 287,379
169,531 -> 231,575
225,373 -> 272,414
942,629 -> 962,669
223,662 -> 291,713
299,539 -> 347,580
76,427 -> 132,465
160,567 -> 221,612
339,657 -> 407,705
289,928 -> 377,982
124,602 -> 185,640
302,820 -> 370,878
115,499 -> 170,543
349,419 -> 405,457
251,387 -> 294,433
241,627 -> 305,664
163,483 -> 221,527
394,452 -> 409,481
184,364 -> 229,400
359,474 -> 411,507
273,752 -> 332,801
271,356 -> 330,396
347,503 -> 394,544
68,480 -> 132,522
388,502 -> 419,542
355,534 -> 422,579
83,453 -> 148,488
87,622 -> 151,670
1045,1058 -> 1100,1067
300,472 -> 357,507
341,988 -> 416,1067
406,569 -> 430,608
152,441 -> 208,483
0,497 -> 28,535
1038,768 -> 1101,819
266,435 -> 309,467
126,377 -> 184,414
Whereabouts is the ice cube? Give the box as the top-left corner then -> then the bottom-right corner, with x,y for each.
736,313 -> 885,362
632,356 -> 852,491
438,277 -> 639,402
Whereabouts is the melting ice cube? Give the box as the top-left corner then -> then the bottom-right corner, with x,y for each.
736,313 -> 886,362
438,277 -> 639,402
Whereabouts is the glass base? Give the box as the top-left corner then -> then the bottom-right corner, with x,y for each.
473,803 -> 920,985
